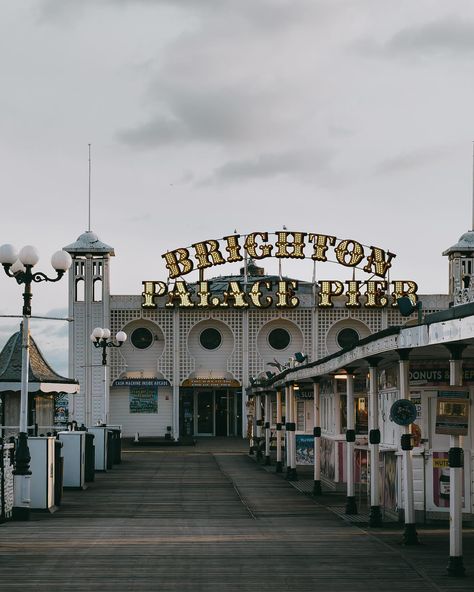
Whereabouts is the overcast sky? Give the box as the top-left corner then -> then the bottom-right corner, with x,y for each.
1,0 -> 474,373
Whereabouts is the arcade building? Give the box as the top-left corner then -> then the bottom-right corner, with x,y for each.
63,229 -> 449,441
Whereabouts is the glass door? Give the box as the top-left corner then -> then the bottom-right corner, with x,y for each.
228,391 -> 235,436
196,391 -> 214,435
215,390 -> 228,436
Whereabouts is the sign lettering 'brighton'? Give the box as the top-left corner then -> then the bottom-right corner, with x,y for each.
142,231 -> 418,309
162,231 -> 395,279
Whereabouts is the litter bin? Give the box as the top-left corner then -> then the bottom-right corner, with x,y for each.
54,439 -> 63,507
28,436 -> 56,512
84,433 -> 95,482
106,430 -> 113,470
110,429 -> 122,465
89,427 -> 109,471
58,431 -> 87,489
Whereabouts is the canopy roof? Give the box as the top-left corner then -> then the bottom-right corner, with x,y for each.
443,230 -> 474,256
64,230 -> 114,256
251,303 -> 474,390
0,327 -> 79,394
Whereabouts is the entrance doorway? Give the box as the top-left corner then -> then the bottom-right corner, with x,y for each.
179,389 -> 242,437
197,391 -> 214,435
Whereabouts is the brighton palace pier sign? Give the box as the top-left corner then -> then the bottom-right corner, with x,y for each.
142,231 -> 418,309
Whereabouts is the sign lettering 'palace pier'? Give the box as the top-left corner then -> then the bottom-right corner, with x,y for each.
142,231 -> 418,309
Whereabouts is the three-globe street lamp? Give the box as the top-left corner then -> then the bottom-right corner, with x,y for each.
0,243 -> 72,520
90,327 -> 127,424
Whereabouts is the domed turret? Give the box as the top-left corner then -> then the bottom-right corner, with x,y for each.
443,230 -> 474,304
64,230 -> 114,426
64,230 -> 114,255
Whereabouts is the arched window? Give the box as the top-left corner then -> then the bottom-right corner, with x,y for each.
75,278 -> 85,302
93,278 -> 102,302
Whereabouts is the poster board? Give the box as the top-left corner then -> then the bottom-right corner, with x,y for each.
435,389 -> 469,436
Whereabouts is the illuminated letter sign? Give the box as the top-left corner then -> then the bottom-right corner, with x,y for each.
275,232 -> 306,259
161,230 -> 397,279
162,248 -> 194,279
141,230 -> 418,309
244,232 -> 273,260
192,239 -> 226,271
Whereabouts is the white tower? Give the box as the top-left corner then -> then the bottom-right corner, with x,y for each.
64,231 -> 114,426
443,230 -> 474,306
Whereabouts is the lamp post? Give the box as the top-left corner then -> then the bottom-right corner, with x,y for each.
90,327 -> 127,425
0,243 -> 72,521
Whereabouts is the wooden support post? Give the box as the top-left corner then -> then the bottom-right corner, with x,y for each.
447,353 -> 466,577
345,371 -> 357,514
264,392 -> 271,466
399,353 -> 419,544
276,389 -> 283,473
368,359 -> 382,527
313,379 -> 322,495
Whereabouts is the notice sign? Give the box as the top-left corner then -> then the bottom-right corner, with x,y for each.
435,389 -> 469,436
295,435 -> 314,465
129,385 -> 158,413
54,393 -> 69,427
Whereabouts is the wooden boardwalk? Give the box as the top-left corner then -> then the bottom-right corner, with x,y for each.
0,443 -> 473,591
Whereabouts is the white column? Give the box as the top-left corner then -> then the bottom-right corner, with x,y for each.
241,308 -> 249,438
276,388 -> 283,472
288,384 -> 297,480
368,361 -> 382,526
85,254 -> 93,427
264,393 -> 271,465
13,317 -> 32,519
104,364 -> 109,425
399,356 -> 418,544
334,389 -> 341,436
313,380 -> 322,495
447,356 -> 465,576
172,308 -> 180,441
255,394 -> 262,460
292,385 -> 297,470
345,372 -> 357,513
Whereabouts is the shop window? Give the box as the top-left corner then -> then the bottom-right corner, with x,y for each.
131,327 -> 154,350
271,401 -> 277,426
199,328 -> 222,350
268,328 -> 291,350
296,401 -> 305,431
340,395 -> 347,432
355,397 -> 368,434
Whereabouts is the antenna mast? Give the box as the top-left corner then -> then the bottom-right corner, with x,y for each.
472,142 -> 474,231
88,143 -> 92,232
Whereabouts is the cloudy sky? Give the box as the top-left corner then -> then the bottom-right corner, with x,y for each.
1,0 -> 474,373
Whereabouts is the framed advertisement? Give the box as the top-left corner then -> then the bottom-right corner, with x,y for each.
296,434 -> 314,465
435,389 -> 469,436
129,385 -> 158,413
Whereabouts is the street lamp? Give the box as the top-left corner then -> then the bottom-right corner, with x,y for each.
0,243 -> 72,520
90,327 -> 127,424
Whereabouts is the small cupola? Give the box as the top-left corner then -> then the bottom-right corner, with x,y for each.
443,230 -> 474,304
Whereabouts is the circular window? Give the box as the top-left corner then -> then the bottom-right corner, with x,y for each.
337,328 -> 359,349
200,328 -> 222,350
268,328 -> 291,350
131,327 -> 154,350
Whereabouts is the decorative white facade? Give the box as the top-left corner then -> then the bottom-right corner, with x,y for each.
65,229 -> 453,439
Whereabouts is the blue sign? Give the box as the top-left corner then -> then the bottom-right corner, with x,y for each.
296,434 -> 314,465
